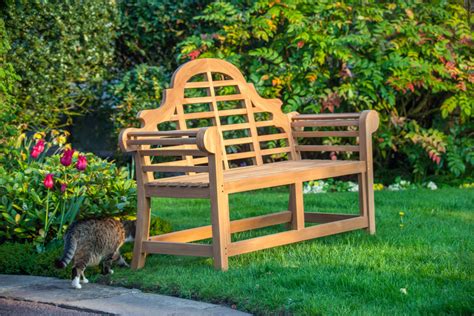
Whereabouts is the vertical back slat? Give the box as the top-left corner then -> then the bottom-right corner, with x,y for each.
243,97 -> 263,166
175,100 -> 196,173
207,71 -> 230,170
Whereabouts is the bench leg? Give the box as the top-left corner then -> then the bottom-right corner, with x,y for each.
289,182 -> 305,230
358,172 -> 375,234
210,191 -> 230,271
131,196 -> 151,270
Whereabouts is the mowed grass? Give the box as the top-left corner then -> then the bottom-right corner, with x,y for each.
108,188 -> 474,315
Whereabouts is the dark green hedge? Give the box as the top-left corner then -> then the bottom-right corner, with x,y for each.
1,0 -> 117,128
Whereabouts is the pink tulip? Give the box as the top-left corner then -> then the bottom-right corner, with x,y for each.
44,174 -> 54,190
76,155 -> 87,171
60,183 -> 67,193
30,139 -> 45,159
60,149 -> 74,167
30,149 -> 41,159
36,139 -> 45,152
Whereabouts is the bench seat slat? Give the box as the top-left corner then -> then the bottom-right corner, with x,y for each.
145,160 -> 366,194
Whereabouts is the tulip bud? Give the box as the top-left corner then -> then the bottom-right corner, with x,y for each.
30,139 -> 45,159
60,149 -> 74,167
76,155 -> 87,171
61,183 -> 67,193
36,139 -> 45,152
43,174 -> 54,190
30,149 -> 41,159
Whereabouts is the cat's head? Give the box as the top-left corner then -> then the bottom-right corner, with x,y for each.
122,220 -> 136,242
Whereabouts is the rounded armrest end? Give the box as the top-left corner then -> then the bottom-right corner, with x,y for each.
196,127 -> 220,154
119,128 -> 139,153
360,110 -> 379,134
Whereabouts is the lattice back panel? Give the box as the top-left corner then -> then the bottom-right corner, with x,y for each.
140,59 -> 297,170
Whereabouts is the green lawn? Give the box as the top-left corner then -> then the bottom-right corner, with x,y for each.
108,188 -> 473,315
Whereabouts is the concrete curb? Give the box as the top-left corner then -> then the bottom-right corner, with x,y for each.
0,275 -> 250,316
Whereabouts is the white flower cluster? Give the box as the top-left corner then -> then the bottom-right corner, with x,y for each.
388,179 -> 411,191
426,181 -> 438,190
303,179 -> 438,194
303,180 -> 326,194
347,181 -> 359,192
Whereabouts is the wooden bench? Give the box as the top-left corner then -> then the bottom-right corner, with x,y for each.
119,58 -> 379,271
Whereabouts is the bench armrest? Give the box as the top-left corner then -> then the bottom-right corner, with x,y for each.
119,126 -> 220,155
120,126 -> 222,180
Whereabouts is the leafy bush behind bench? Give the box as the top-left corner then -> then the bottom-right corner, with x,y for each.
174,1 -> 473,181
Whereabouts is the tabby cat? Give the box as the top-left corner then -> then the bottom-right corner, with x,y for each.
56,218 -> 135,289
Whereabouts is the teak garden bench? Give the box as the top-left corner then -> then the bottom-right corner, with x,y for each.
119,58 -> 379,271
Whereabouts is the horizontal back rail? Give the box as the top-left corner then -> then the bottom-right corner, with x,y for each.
292,131 -> 359,138
296,145 -> 360,152
293,113 -> 360,120
184,79 -> 239,88
154,157 -> 209,167
139,149 -> 208,157
291,119 -> 359,128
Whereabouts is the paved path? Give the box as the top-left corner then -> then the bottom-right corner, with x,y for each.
0,297 -> 102,315
0,275 -> 249,316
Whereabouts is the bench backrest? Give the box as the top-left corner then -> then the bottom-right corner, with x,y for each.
132,58 -> 297,170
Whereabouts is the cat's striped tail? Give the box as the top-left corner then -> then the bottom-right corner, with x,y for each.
55,233 -> 77,269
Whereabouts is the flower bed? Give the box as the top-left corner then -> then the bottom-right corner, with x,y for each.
0,131 -> 137,251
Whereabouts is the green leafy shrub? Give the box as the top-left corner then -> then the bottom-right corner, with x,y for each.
116,0 -> 211,70
0,243 -> 69,277
0,18 -> 21,143
176,0 -> 473,180
1,0 -> 118,129
0,132 -> 137,248
106,64 -> 168,134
